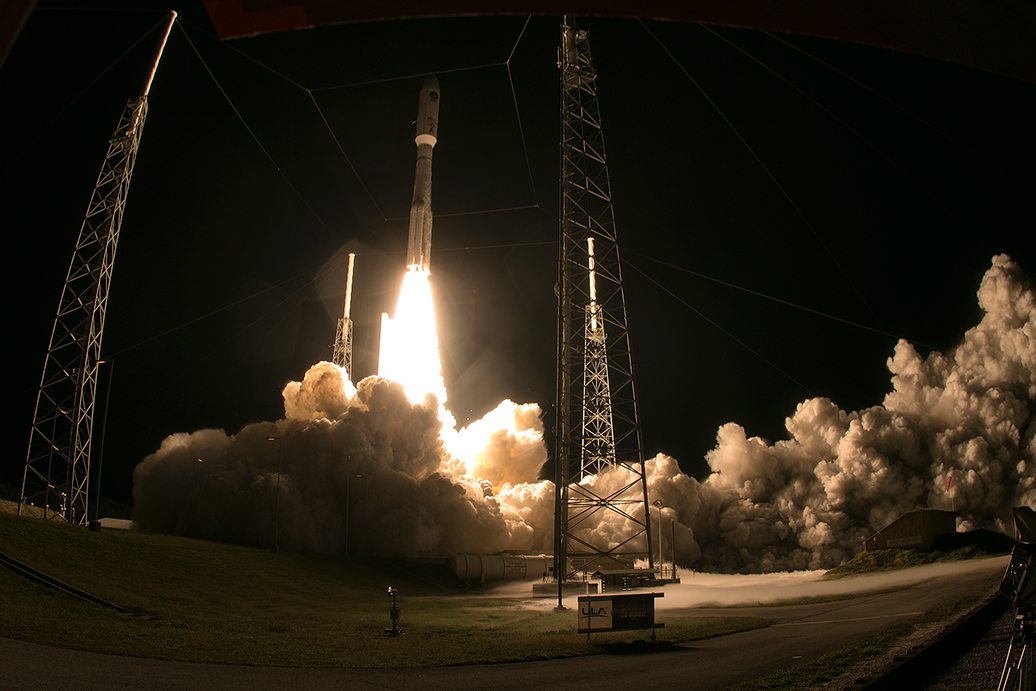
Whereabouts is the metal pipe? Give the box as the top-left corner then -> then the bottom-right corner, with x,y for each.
588,237 -> 598,331
344,253 -> 356,319
140,11 -> 177,99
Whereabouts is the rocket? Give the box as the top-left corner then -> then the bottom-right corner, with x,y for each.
406,75 -> 440,271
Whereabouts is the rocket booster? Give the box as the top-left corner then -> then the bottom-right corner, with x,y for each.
406,75 -> 440,271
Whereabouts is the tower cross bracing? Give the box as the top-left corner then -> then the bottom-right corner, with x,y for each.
553,20 -> 653,598
20,13 -> 176,524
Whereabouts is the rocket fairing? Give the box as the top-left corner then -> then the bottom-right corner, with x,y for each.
406,75 -> 440,272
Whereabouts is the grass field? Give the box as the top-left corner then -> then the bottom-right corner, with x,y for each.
0,511 -> 772,667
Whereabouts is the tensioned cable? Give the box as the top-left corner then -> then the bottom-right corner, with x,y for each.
383,204 -> 539,222
437,240 -> 556,252
178,15 -> 310,91
117,237 -> 552,407
177,22 -> 341,241
624,258 -> 816,397
624,248 -> 938,350
307,90 -> 387,220
179,14 -> 518,222
701,25 -> 928,196
101,266 -> 318,359
131,250 -> 352,406
311,64 -> 506,92
174,20 -> 388,220
638,19 -> 888,334
178,16 -> 542,226
706,25 -> 986,242
761,30 -> 1013,186
114,238 -> 554,357
0,14 -> 167,180
506,15 -> 540,208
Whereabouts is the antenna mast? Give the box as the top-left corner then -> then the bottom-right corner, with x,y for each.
20,12 -> 177,524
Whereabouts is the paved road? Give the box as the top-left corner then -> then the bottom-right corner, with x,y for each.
1,556 -> 1008,691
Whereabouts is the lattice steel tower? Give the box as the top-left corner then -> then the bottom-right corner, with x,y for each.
331,253 -> 356,380
20,13 -> 177,524
552,19 -> 653,601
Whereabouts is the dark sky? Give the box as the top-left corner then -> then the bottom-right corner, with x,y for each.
2,5 -> 1033,505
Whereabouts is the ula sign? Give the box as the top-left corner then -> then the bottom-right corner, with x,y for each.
577,592 -> 664,637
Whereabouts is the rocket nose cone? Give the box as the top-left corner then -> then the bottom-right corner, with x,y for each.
416,74 -> 440,145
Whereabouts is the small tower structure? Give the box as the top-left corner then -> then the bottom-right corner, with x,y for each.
331,253 -> 356,380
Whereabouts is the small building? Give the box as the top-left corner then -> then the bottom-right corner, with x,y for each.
863,509 -> 956,552
97,517 -> 134,531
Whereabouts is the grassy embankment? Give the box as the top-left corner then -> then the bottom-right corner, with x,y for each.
0,510 -> 770,667
822,544 -> 989,579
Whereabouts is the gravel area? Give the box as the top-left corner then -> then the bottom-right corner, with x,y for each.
920,603 -> 1014,691
811,589 -> 1017,690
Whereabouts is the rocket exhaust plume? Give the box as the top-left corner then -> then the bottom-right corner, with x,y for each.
407,75 -> 439,272
378,269 -> 448,408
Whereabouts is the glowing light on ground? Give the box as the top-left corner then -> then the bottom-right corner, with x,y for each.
378,268 -> 449,408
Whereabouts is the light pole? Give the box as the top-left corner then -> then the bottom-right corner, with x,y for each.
671,518 -> 678,582
654,500 -> 663,579
267,436 -> 282,553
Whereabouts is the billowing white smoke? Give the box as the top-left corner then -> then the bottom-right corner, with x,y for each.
576,254 -> 1035,572
132,255 -> 1034,572
132,367 -> 537,555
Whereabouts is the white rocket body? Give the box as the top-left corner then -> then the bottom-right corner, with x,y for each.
406,75 -> 439,271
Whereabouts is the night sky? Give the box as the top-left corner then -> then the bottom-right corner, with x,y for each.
2,5 -> 1032,507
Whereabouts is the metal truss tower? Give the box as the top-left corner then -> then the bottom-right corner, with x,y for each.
20,13 -> 176,525
552,19 -> 653,601
581,237 -> 615,477
331,253 -> 356,380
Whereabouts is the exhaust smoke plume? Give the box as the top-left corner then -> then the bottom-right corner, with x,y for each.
133,255 -> 1035,572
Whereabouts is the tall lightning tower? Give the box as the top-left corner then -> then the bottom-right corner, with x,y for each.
19,13 -> 177,525
331,253 -> 356,380
581,237 -> 615,477
552,19 -> 653,602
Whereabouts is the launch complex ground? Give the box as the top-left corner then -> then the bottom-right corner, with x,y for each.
0,509 -> 1013,690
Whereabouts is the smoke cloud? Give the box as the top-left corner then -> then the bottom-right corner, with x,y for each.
132,255 -> 1035,572
133,369 -> 521,555
572,254 -> 1035,572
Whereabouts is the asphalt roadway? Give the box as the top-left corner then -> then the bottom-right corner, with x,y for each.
1,556 -> 1009,691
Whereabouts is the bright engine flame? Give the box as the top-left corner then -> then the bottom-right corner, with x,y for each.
377,267 -> 535,471
378,268 -> 448,408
